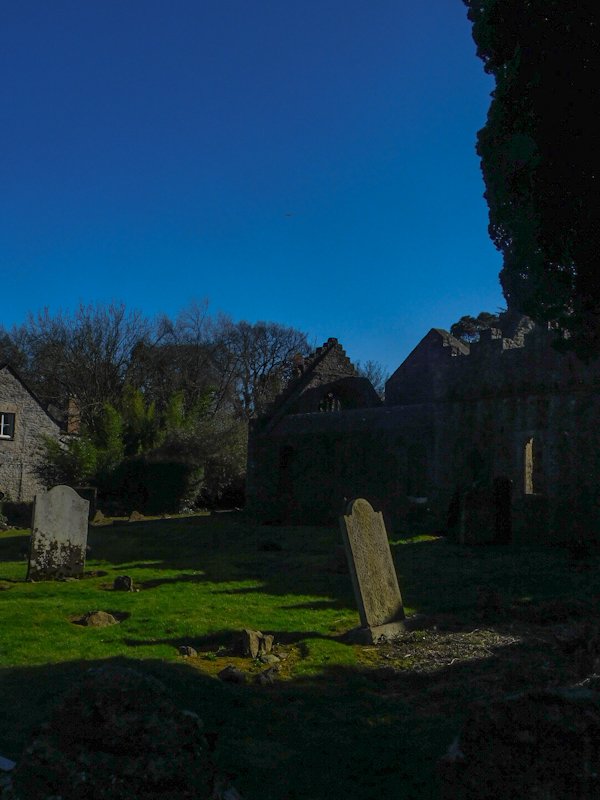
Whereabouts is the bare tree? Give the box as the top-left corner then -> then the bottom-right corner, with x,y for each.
127,300 -> 219,411
355,359 -> 389,399
211,318 -> 310,420
14,303 -> 151,432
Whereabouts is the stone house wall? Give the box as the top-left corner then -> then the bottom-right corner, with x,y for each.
0,365 -> 62,502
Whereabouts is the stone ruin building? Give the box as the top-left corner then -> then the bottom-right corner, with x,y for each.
247,313 -> 600,544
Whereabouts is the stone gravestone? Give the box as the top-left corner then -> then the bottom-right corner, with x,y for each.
339,498 -> 405,643
27,485 -> 89,580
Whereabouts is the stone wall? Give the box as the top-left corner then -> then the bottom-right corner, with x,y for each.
0,366 -> 61,502
247,322 -> 600,542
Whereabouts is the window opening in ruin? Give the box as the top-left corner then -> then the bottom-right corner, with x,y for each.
524,438 -> 534,494
319,392 -> 341,412
0,413 -> 15,440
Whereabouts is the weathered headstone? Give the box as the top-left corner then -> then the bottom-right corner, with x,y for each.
339,497 -> 405,643
27,485 -> 89,580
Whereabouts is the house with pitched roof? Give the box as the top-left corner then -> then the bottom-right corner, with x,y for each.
0,364 -> 62,502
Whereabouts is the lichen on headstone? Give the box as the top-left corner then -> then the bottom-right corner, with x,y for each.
27,485 -> 89,580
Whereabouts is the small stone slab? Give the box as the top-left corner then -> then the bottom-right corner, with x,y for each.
113,575 -> 134,591
340,498 -> 405,643
258,653 -> 280,665
218,665 -> 246,684
254,666 -> 280,686
237,629 -> 274,659
76,611 -> 119,627
27,485 -> 89,580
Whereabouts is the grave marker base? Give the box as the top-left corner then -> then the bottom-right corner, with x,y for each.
345,620 -> 406,645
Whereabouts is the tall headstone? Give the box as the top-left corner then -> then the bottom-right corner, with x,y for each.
27,485 -> 89,579
339,497 -> 405,643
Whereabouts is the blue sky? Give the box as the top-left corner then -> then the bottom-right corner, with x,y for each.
1,1 -> 503,373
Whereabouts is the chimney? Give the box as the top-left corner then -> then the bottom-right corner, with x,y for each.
66,397 -> 81,435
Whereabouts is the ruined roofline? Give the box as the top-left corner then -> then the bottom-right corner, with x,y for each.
416,322 -> 540,363
256,337 -> 356,425
430,328 -> 471,355
387,329 -> 470,383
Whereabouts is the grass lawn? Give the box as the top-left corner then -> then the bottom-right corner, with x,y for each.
1,513 -> 600,799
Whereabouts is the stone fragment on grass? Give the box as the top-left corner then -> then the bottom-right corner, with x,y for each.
218,666 -> 246,684
113,575 -> 134,591
237,629 -> 274,659
258,653 -> 280,665
128,510 -> 145,522
179,645 -> 198,657
254,666 -> 280,686
76,610 -> 119,627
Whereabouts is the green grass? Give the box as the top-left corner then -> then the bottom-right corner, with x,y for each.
2,514 -> 600,799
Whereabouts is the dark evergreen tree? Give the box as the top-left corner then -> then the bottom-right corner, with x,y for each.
450,310 -> 501,343
465,1 -> 600,355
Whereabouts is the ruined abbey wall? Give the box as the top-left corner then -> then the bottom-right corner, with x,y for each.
247,322 -> 600,542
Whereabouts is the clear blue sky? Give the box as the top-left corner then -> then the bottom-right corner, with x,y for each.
1,0 -> 503,373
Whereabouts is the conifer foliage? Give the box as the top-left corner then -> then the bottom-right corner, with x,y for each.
465,1 -> 600,355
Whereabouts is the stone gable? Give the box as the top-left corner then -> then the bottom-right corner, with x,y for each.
0,365 -> 62,502
247,319 -> 600,542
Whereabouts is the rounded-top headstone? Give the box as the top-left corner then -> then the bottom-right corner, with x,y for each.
27,485 -> 90,580
340,496 -> 405,635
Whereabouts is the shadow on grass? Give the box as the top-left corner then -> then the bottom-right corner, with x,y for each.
3,610 -> 596,800
136,573 -> 207,589
0,649 -> 496,800
84,514 -> 358,606
122,627 -> 347,654
88,516 -> 600,621
4,518 -> 600,797
279,599 -> 347,611
0,533 -> 30,561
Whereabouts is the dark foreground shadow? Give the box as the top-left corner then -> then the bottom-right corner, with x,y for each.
3,603 -> 600,800
0,654 -> 450,800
